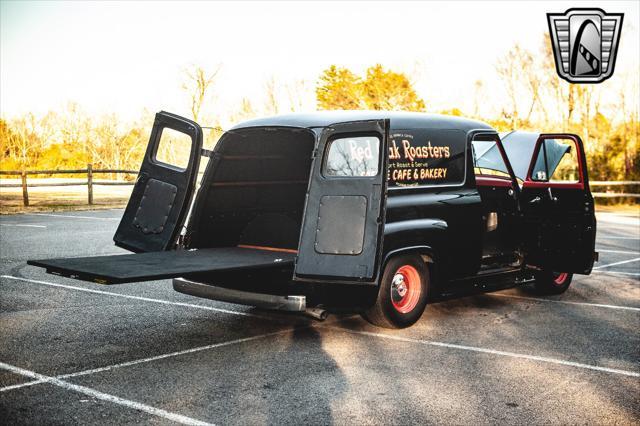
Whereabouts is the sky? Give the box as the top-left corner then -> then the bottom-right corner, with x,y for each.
1,1 -> 638,125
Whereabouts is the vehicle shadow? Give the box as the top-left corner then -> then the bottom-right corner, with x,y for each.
206,320 -> 347,425
314,286 -> 639,423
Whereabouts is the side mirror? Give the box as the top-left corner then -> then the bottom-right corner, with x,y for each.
533,170 -> 547,181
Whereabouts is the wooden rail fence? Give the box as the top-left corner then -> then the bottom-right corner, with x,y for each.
0,164 -> 137,206
590,181 -> 640,199
0,166 -> 638,207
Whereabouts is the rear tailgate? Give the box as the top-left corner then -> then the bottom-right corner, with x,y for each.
27,247 -> 294,285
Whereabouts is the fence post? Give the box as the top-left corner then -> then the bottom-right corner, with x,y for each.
87,163 -> 93,205
21,170 -> 29,206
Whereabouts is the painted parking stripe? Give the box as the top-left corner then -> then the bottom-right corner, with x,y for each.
593,270 -> 640,277
0,328 -> 298,393
325,327 -> 640,378
597,236 -> 639,240
0,224 -> 47,228
593,257 -> 640,270
6,274 -> 638,382
490,293 -> 640,312
1,275 -> 270,320
597,249 -> 640,254
0,361 -> 213,426
28,213 -> 120,221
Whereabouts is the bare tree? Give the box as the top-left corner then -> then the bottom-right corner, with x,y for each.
182,65 -> 221,122
495,45 -> 522,128
58,102 -> 92,163
618,76 -> 637,177
496,44 -> 552,127
264,76 -> 279,115
90,114 -> 145,179
230,97 -> 257,124
285,79 -> 309,112
519,49 -> 547,123
472,80 -> 484,118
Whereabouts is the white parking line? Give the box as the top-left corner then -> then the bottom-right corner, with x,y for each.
597,236 -> 639,240
593,257 -> 640,270
28,213 -> 120,221
0,361 -> 213,426
490,293 -> 640,311
597,249 -> 640,255
6,274 -> 638,384
1,275 -> 270,320
325,327 -> 640,378
0,224 -> 46,228
0,328 -> 297,393
593,270 -> 640,277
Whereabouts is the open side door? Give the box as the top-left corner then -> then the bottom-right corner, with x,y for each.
294,119 -> 389,284
114,111 -> 203,252
520,134 -> 597,274
471,131 -> 521,269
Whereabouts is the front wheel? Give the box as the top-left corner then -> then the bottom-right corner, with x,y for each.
362,254 -> 429,329
533,270 -> 573,295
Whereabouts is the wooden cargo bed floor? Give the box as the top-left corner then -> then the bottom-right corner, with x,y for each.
27,247 -> 295,285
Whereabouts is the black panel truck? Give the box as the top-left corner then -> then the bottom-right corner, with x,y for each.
29,111 -> 598,328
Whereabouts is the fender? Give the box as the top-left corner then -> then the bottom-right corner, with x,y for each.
383,218 -> 447,257
380,218 -> 448,285
383,245 -> 436,266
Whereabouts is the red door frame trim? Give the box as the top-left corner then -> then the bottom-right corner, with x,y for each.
475,175 -> 514,188
523,134 -> 586,190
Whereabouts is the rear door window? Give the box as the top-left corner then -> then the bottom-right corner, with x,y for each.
154,127 -> 193,170
323,136 -> 380,177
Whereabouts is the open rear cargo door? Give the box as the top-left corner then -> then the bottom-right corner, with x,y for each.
294,119 -> 389,284
28,247 -> 295,285
114,111 -> 203,253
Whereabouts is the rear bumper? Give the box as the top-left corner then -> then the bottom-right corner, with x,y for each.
173,278 -> 306,312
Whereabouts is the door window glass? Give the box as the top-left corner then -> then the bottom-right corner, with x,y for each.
531,139 -> 580,182
324,136 -> 380,177
155,127 -> 192,170
471,139 -> 513,180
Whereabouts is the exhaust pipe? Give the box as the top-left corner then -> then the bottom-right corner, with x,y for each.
174,278 -> 329,320
305,307 -> 328,321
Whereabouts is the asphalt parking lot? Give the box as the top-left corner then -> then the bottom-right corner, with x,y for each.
1,209 -> 638,425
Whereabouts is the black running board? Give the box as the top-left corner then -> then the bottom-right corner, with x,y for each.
28,247 -> 295,285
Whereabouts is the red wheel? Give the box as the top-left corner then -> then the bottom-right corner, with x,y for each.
362,254 -> 429,329
553,272 -> 569,286
534,270 -> 573,295
391,265 -> 422,313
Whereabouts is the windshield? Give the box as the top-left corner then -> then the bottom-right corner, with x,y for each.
473,132 -> 570,183
471,140 -> 522,184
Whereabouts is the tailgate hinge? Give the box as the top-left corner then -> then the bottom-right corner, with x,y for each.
200,148 -> 214,158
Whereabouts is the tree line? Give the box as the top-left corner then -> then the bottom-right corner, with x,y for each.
1,37 -> 638,181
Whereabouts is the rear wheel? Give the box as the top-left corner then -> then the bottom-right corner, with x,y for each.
362,254 -> 429,329
533,270 -> 573,295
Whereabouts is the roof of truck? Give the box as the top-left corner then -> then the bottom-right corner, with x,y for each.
230,111 -> 494,131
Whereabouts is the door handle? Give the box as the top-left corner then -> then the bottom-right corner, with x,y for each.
547,187 -> 558,203
529,196 -> 542,205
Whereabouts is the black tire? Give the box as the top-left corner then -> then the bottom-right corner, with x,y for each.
362,254 -> 429,329
533,270 -> 573,295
